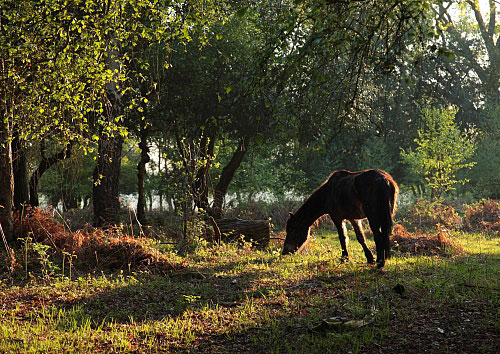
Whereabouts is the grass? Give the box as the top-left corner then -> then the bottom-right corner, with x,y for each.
0,230 -> 499,353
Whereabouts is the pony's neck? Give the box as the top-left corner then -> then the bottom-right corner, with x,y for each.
295,183 -> 328,227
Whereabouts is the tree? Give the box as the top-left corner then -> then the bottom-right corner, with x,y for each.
105,1 -> 227,225
401,105 -> 477,200
148,9 -> 273,220
243,0 -> 434,135
435,1 -> 499,104
1,0 -> 114,240
469,102 -> 500,198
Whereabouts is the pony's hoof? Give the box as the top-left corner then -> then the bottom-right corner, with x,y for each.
376,261 -> 385,269
340,256 -> 350,263
367,258 -> 375,264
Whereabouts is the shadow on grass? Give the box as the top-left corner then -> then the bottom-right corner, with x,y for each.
11,242 -> 500,353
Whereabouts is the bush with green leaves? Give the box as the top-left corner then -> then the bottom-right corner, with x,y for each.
401,105 -> 477,200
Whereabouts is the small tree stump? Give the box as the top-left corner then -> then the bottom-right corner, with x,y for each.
210,218 -> 270,247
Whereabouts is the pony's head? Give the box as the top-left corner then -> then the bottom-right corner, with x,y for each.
282,212 -> 310,255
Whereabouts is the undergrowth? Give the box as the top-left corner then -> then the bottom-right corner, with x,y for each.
6,208 -> 184,277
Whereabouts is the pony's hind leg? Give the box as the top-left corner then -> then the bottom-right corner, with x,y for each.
350,220 -> 374,264
366,216 -> 385,268
332,218 -> 349,261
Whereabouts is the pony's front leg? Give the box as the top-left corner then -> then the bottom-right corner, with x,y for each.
333,219 -> 349,261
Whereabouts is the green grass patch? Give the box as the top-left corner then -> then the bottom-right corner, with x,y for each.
1,231 -> 499,353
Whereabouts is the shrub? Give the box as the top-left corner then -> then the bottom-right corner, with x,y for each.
405,198 -> 463,230
400,105 -> 477,200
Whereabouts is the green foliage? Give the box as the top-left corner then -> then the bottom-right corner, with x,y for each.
469,103 -> 500,198
245,0 -> 434,142
349,136 -> 396,173
1,0 -> 112,146
401,106 -> 477,200
19,236 -> 60,280
38,150 -> 95,209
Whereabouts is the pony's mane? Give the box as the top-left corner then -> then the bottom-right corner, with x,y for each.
292,180 -> 329,227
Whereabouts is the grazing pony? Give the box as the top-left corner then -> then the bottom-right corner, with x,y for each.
282,169 -> 398,268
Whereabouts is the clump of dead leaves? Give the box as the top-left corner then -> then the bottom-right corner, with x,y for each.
463,199 -> 500,236
391,224 -> 463,257
12,207 -> 183,273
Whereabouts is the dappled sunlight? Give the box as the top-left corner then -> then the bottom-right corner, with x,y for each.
2,0 -> 499,351
1,230 -> 499,352
458,232 -> 500,257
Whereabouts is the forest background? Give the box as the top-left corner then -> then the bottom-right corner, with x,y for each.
1,1 -> 499,353
1,0 -> 499,237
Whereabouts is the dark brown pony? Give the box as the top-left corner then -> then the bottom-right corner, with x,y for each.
283,169 -> 398,268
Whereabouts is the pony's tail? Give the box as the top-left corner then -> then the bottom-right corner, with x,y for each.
380,179 -> 398,260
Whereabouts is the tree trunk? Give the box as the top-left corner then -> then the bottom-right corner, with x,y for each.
193,132 -> 215,213
29,143 -> 72,207
211,136 -> 249,219
137,123 -> 150,225
93,133 -> 123,227
210,218 -> 270,247
158,147 -> 163,211
12,132 -> 29,210
49,193 -> 61,209
93,32 -> 124,228
0,118 -> 14,242
62,190 -> 78,211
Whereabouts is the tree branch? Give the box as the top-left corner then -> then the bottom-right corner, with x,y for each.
29,142 -> 73,207
467,0 -> 496,53
487,0 -> 496,38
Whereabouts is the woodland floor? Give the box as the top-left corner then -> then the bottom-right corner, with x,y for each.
0,230 -> 499,353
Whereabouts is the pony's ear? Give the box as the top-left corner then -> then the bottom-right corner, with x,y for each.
288,212 -> 294,219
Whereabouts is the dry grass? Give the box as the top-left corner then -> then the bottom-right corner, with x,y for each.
391,224 -> 464,257
406,198 -> 463,230
13,208 -> 183,273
